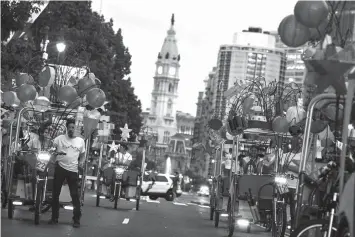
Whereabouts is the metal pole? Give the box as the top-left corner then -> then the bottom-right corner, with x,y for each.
96,143 -> 104,194
339,80 -> 355,193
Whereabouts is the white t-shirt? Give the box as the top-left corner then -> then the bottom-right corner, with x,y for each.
115,152 -> 132,165
54,135 -> 86,173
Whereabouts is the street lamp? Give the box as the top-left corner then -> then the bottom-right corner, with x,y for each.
56,42 -> 66,52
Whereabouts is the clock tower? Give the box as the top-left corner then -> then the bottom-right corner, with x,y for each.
148,14 -> 180,144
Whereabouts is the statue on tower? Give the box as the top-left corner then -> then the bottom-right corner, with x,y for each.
171,13 -> 175,26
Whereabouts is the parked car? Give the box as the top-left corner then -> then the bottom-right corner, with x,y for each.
141,173 -> 182,201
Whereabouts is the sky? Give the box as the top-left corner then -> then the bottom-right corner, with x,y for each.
91,0 -> 298,116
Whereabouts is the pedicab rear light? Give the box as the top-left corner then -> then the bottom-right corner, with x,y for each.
38,152 -> 51,161
275,176 -> 287,185
236,219 -> 250,227
13,201 -> 23,206
64,205 -> 74,210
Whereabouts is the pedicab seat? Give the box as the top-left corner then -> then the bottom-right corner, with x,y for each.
237,175 -> 273,202
122,170 -> 139,187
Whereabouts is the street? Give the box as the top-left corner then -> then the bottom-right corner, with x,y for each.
2,191 -> 271,237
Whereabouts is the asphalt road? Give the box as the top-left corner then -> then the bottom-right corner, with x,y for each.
1,192 -> 272,237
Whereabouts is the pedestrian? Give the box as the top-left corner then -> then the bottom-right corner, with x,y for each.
172,171 -> 179,199
48,118 -> 86,228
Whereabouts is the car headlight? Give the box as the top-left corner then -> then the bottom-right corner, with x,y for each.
37,152 -> 51,161
275,176 -> 287,185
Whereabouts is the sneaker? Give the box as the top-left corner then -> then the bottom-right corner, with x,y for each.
48,219 -> 58,225
73,220 -> 80,228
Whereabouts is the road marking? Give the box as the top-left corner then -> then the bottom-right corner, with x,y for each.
132,208 -> 136,210
173,202 -> 187,206
122,218 -> 129,224
146,199 -> 160,203
198,205 -> 210,209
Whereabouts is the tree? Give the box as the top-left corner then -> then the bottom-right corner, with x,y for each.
1,1 -> 44,89
109,29 -> 142,139
1,1 -> 44,42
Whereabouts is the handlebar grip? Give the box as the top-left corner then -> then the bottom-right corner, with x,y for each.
57,152 -> 66,155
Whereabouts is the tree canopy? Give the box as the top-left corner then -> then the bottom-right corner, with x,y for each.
1,1 -> 142,136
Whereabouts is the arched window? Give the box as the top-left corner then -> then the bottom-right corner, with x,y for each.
167,99 -> 172,116
168,83 -> 173,93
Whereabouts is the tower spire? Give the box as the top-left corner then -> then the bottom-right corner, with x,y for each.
171,13 -> 175,26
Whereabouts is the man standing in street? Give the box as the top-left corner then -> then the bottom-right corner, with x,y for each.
48,118 -> 86,228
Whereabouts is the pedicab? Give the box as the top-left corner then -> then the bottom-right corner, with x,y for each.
209,145 -> 220,221
224,115 -> 298,237
95,139 -> 145,211
5,106 -> 79,225
291,93 -> 355,237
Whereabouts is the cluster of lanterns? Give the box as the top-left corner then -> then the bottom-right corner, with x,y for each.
278,1 -> 330,47
1,65 -> 106,113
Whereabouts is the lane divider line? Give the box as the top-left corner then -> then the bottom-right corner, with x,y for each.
173,202 -> 188,206
122,218 -> 129,224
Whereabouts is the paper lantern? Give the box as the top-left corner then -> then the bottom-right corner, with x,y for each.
2,91 -> 20,107
294,0 -> 329,28
322,104 -> 344,121
78,76 -> 96,96
278,15 -> 310,47
15,73 -> 34,87
17,84 -> 37,103
86,88 -> 106,108
310,120 -> 328,134
309,18 -> 329,41
58,85 -> 78,105
33,96 -> 51,112
38,66 -> 56,87
272,116 -> 289,133
286,106 -> 306,125
208,118 -> 223,130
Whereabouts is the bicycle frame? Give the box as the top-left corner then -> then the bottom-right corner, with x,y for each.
295,94 -> 346,228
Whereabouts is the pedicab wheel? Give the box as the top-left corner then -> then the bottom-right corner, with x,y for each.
35,183 -> 43,225
289,220 -> 337,237
214,211 -> 220,227
265,213 -> 272,232
8,199 -> 14,219
210,207 -> 214,220
136,198 -> 140,211
227,197 -> 235,237
114,183 -> 120,209
96,192 -> 100,207
272,201 -> 287,237
247,225 -> 251,233
2,190 -> 7,208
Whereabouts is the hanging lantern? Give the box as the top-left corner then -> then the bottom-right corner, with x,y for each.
294,0 -> 329,28
208,118 -> 223,130
272,116 -> 289,133
309,17 -> 329,41
286,106 -> 306,125
68,76 -> 78,87
278,15 -> 310,47
86,88 -> 106,108
2,91 -> 20,107
38,66 -> 56,87
17,84 -> 37,103
58,85 -> 78,105
311,120 -> 328,134
15,73 -> 34,87
78,76 -> 96,96
322,104 -> 344,121
33,96 -> 51,112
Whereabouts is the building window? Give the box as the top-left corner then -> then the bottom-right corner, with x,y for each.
163,131 -> 170,144
167,99 -> 172,116
168,83 -> 173,93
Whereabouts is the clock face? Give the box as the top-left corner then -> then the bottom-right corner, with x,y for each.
157,66 -> 163,74
169,67 -> 176,75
